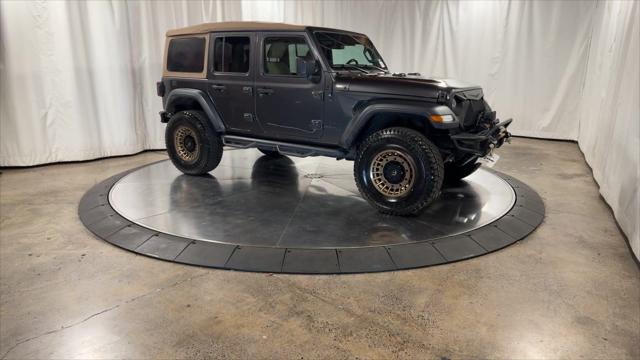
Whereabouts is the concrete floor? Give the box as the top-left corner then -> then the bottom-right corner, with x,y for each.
1,138 -> 638,359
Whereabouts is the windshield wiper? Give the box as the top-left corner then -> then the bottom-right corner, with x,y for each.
333,64 -> 369,74
362,64 -> 389,74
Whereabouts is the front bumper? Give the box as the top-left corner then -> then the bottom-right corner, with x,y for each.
450,118 -> 512,156
159,111 -> 171,123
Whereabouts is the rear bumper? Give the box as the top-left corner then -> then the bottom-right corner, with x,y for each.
450,118 -> 512,156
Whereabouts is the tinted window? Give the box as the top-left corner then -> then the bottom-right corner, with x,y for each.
264,37 -> 311,75
213,36 -> 250,73
167,37 -> 206,73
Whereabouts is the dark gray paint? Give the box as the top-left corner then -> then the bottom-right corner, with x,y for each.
161,27 -> 510,158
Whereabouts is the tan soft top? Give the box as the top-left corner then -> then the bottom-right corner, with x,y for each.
167,21 -> 307,37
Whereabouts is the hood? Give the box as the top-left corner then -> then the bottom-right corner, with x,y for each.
335,73 -> 482,101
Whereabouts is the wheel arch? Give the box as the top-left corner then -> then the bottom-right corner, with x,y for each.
164,89 -> 225,133
340,99 -> 454,150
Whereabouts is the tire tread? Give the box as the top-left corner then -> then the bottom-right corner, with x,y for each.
353,127 -> 444,216
165,110 -> 223,175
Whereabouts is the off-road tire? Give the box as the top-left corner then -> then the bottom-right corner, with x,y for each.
354,127 -> 444,216
444,160 -> 481,183
258,148 -> 282,157
165,110 -> 223,175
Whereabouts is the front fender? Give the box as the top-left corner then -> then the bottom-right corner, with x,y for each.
164,89 -> 225,133
339,99 -> 457,149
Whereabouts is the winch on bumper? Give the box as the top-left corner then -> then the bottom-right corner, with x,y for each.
450,118 -> 512,157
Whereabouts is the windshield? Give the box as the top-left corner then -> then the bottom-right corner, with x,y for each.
313,31 -> 387,72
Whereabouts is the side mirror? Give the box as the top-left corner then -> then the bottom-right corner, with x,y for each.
296,58 -> 320,81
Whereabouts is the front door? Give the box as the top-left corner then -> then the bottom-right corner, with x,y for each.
255,33 -> 324,141
207,32 -> 261,134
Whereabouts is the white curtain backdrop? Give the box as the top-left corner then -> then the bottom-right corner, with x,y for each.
0,0 -> 241,165
0,0 -> 637,257
577,1 -> 639,259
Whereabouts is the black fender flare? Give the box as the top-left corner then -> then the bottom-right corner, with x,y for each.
339,99 -> 456,149
164,89 -> 225,133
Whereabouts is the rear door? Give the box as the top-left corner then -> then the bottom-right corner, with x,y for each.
207,32 -> 261,134
254,32 -> 325,141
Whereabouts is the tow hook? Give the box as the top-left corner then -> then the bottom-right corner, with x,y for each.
503,128 -> 512,144
496,125 -> 511,146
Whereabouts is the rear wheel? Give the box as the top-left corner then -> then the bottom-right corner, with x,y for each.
354,127 -> 444,216
444,159 -> 481,183
165,110 -> 223,175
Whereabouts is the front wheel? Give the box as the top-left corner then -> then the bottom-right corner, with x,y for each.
165,110 -> 223,175
354,127 -> 444,216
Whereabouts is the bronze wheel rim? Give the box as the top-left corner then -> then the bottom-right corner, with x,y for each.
369,149 -> 416,199
174,126 -> 200,163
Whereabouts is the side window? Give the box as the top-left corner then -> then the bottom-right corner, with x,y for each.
264,37 -> 311,75
167,37 -> 206,73
212,36 -> 250,73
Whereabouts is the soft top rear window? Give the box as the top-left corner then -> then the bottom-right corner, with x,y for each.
167,37 -> 205,73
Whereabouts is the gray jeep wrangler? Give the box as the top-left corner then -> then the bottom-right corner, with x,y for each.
157,21 -> 511,215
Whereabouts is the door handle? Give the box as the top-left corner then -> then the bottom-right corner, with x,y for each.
242,86 -> 253,95
211,84 -> 226,92
256,88 -> 274,96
